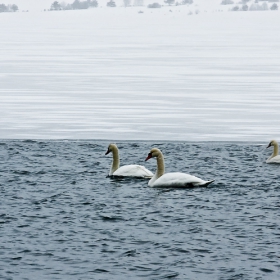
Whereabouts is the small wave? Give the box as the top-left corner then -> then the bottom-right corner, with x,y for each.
120,249 -> 138,257
91,269 -> 109,273
99,214 -> 124,222
259,268 -> 274,273
22,140 -> 37,143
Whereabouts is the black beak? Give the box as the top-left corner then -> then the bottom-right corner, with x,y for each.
145,153 -> 152,161
105,149 -> 110,155
266,143 -> 271,149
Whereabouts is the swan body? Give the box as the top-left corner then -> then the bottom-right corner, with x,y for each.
145,148 -> 214,188
105,144 -> 153,178
266,140 -> 280,164
112,165 -> 154,177
149,172 -> 213,188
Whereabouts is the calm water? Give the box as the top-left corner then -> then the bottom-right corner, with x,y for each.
1,140 -> 280,279
1,10 -> 280,140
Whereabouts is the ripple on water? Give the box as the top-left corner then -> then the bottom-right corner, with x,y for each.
0,141 -> 280,279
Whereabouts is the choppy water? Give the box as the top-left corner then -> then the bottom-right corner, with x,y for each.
1,140 -> 280,279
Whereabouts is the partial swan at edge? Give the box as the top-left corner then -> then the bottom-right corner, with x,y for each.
266,140 -> 280,164
105,143 -> 153,178
145,148 -> 214,188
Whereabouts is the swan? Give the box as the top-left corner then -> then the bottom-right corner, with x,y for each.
266,140 -> 280,163
105,144 -> 153,178
145,148 -> 214,188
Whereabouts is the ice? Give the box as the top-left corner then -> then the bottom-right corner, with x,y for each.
0,7 -> 280,140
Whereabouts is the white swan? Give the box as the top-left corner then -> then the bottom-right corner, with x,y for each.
105,144 -> 153,178
266,140 -> 280,163
145,148 -> 214,188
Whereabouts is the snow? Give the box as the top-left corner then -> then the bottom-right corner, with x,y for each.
0,4 -> 280,140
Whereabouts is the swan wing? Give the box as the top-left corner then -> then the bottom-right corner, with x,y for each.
150,172 -> 214,188
267,155 -> 280,164
113,165 -> 153,178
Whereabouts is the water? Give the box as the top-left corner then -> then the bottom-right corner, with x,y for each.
1,9 -> 280,140
1,140 -> 280,279
1,7 -> 280,278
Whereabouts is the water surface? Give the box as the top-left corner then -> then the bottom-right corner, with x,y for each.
1,140 -> 279,279
1,10 -> 280,140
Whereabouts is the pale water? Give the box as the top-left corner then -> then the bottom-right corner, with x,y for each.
0,9 -> 280,140
0,140 -> 280,279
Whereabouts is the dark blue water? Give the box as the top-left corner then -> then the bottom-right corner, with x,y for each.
1,140 -> 279,279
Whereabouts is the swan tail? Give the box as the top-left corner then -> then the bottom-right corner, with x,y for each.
203,179 -> 215,187
195,179 -> 215,187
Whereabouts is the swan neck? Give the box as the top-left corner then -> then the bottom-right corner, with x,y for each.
110,146 -> 120,175
273,143 -> 279,157
148,151 -> 165,186
156,153 -> 165,178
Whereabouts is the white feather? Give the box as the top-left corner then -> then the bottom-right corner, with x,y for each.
113,165 -> 153,178
149,172 -> 213,188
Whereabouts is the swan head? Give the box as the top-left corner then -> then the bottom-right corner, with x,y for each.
145,148 -> 162,161
267,140 -> 278,149
105,143 -> 118,155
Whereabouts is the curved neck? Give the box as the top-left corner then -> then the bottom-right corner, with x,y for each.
110,146 -> 120,175
155,152 -> 165,179
148,151 -> 165,186
272,143 -> 279,158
